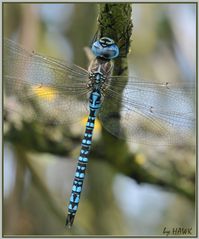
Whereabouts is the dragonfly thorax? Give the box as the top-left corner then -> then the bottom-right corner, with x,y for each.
89,71 -> 105,89
88,57 -> 113,91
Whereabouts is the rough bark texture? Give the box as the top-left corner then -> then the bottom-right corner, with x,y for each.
95,3 -> 133,194
98,3 -> 133,74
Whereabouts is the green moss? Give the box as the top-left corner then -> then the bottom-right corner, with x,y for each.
96,3 -> 133,168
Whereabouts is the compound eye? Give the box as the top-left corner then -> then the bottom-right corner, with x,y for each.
104,45 -> 119,59
91,38 -> 119,59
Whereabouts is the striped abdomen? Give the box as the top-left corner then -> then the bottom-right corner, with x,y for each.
66,90 -> 101,227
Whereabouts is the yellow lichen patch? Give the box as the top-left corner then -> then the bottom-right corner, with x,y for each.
81,116 -> 88,126
81,115 -> 102,133
135,153 -> 146,165
93,118 -> 102,132
32,85 -> 57,101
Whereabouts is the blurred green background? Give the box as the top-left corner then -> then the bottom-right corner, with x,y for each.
3,3 -> 196,236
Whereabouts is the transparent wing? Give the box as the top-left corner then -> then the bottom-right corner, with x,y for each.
99,76 -> 195,145
4,39 -> 90,125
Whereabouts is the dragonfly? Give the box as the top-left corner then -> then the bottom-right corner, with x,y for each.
4,37 -> 195,227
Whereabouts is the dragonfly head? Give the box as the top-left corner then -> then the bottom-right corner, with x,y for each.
91,37 -> 119,60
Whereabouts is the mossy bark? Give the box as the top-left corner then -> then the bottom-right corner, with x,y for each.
96,3 -> 133,173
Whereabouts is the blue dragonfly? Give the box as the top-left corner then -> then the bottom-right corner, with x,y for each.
4,37 -> 195,227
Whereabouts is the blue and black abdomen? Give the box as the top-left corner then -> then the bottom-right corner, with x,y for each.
66,90 -> 101,227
